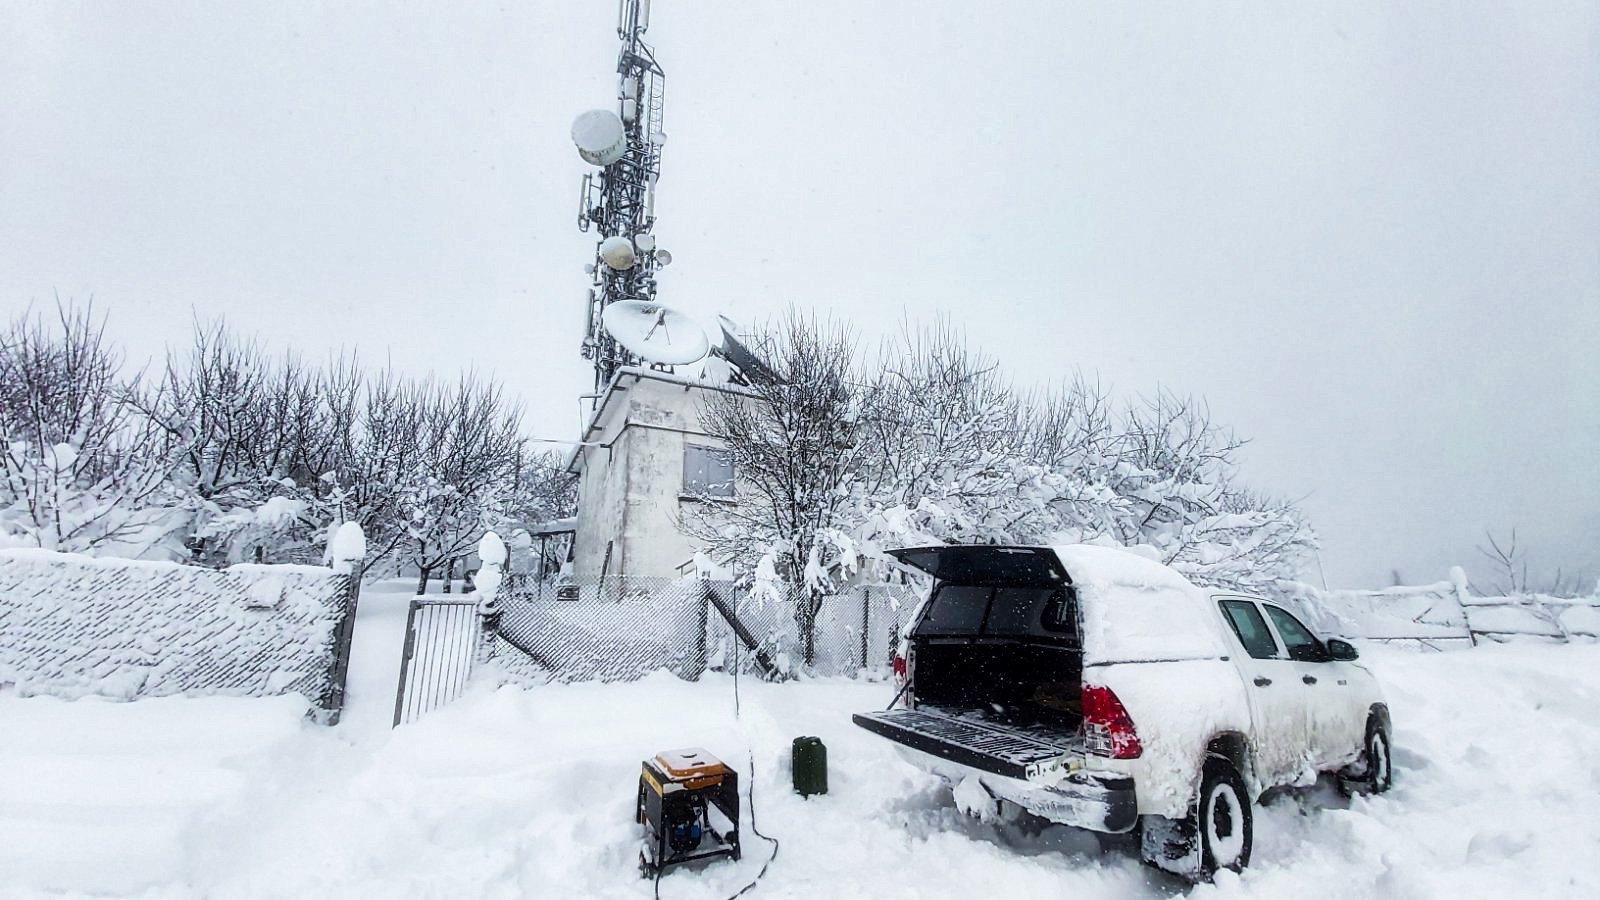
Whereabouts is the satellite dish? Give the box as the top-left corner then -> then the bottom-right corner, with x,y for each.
602,300 -> 710,365
655,249 -> 673,267
714,315 -> 782,385
572,110 -> 627,166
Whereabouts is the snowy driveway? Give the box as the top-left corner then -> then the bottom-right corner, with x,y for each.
3,642 -> 1598,899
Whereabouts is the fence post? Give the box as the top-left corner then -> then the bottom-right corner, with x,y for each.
475,531 -> 507,663
318,522 -> 368,726
1448,565 -> 1478,646
860,585 -> 871,671
695,581 -> 711,678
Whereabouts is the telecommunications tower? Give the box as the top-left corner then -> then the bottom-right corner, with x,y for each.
570,0 -> 671,394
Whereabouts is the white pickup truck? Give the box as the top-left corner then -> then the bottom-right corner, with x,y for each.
853,544 -> 1392,880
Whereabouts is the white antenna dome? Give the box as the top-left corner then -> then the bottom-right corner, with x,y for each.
599,236 -> 637,270
571,109 -> 627,166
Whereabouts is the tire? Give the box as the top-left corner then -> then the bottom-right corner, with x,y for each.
1197,758 -> 1253,878
1361,718 -> 1393,794
1140,756 -> 1253,882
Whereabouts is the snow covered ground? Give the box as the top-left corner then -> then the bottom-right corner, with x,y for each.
3,634 -> 1597,898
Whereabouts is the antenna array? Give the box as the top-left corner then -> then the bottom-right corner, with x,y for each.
572,0 -> 670,394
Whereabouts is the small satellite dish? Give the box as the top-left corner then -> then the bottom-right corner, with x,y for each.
634,233 -> 657,252
572,110 -> 627,166
655,249 -> 673,267
599,236 -> 636,270
603,300 -> 710,365
714,315 -> 782,385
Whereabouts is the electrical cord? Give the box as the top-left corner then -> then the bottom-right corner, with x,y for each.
725,627 -> 780,899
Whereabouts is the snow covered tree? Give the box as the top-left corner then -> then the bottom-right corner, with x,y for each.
685,312 -> 1319,619
1093,390 -> 1315,590
398,373 -> 528,593
140,320 -> 346,565
0,304 -> 181,555
681,312 -> 876,666
851,321 -> 1058,551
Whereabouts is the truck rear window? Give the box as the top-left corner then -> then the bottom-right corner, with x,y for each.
915,584 -> 1078,639
916,585 -> 991,634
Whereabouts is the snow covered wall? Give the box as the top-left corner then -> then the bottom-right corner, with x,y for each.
1277,577 -> 1600,644
0,549 -> 358,710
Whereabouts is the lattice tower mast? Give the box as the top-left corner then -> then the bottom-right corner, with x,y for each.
576,0 -> 668,395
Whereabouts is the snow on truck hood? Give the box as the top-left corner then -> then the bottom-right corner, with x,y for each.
1050,544 -> 1231,666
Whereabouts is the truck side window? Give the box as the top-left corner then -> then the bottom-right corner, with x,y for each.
1040,587 -> 1077,635
1219,599 -> 1280,660
1263,605 -> 1330,663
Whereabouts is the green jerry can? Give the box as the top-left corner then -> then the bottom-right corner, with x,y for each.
792,736 -> 828,797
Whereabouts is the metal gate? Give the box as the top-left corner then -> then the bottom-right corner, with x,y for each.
392,598 -> 480,727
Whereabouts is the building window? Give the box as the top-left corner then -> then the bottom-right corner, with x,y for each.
683,444 -> 734,498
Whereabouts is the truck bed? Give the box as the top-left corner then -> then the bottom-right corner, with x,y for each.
852,706 -> 1082,781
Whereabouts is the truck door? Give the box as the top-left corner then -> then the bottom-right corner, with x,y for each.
1215,597 -> 1315,787
1261,603 -> 1365,770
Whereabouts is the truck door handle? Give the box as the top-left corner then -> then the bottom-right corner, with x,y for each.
1302,675 -> 1318,685
1253,676 -> 1272,687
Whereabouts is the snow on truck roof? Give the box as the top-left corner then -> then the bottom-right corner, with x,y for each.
1050,544 -> 1201,595
1050,544 -> 1232,665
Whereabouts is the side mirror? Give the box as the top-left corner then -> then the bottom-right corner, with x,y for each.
1327,638 -> 1359,661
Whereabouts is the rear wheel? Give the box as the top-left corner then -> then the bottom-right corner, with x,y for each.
1197,759 -> 1252,877
1140,756 -> 1253,882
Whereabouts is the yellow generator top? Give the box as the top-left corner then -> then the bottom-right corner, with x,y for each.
649,747 -> 728,791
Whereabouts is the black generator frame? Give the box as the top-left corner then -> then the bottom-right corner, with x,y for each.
636,759 -> 742,874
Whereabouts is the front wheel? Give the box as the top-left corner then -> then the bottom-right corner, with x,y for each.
1360,719 -> 1393,793
1339,714 -> 1394,795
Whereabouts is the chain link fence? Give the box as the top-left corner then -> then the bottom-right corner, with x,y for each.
0,550 -> 359,723
490,575 -> 921,684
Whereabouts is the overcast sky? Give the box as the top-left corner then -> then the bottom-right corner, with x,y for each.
3,1 -> 1596,589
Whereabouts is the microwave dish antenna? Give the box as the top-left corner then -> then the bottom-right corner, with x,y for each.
602,300 -> 709,366
711,315 -> 782,386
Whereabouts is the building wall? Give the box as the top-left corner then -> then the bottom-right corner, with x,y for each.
571,370 -> 750,579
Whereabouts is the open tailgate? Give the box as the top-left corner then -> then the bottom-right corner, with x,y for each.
852,707 -> 1078,781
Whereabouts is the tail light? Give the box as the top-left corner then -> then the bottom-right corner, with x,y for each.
1081,684 -> 1142,759
891,653 -> 907,680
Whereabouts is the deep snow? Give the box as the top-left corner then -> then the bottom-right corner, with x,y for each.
3,636 -> 1598,898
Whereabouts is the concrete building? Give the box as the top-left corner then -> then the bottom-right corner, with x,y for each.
566,367 -> 753,579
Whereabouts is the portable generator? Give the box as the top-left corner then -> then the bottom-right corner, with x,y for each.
636,747 -> 741,874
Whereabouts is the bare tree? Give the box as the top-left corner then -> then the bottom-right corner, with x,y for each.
1474,528 -> 1587,597
401,372 -> 527,593
1106,388 -> 1315,590
682,311 -> 873,666
0,303 -> 178,553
